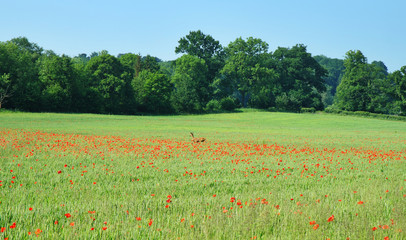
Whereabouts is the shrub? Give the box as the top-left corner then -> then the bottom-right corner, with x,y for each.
300,107 -> 316,113
220,97 -> 237,111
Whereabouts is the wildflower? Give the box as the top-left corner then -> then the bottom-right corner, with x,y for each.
357,201 -> 364,205
327,215 -> 334,222
309,221 -> 316,225
372,227 -> 377,231
65,213 -> 71,218
313,224 -> 319,230
102,227 -> 107,230
29,207 -> 33,211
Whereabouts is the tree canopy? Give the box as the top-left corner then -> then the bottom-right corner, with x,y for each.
0,33 -> 404,116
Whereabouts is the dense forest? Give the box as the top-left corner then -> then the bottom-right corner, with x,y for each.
1,31 -> 405,115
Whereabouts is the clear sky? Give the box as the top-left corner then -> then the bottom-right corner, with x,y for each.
1,0 -> 405,72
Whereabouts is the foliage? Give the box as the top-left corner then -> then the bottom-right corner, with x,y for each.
132,70 -> 173,114
175,30 -> 225,83
221,37 -> 276,108
0,35 -> 404,116
171,55 -> 209,113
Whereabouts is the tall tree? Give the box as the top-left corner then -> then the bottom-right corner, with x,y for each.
389,66 -> 406,115
170,55 -> 208,113
0,74 -> 11,109
86,52 -> 129,114
0,40 -> 41,111
272,44 -> 327,111
335,50 -> 388,112
38,52 -> 77,112
220,37 -> 275,108
175,30 -> 225,84
132,70 -> 173,114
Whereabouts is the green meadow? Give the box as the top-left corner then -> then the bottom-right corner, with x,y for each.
0,111 -> 405,239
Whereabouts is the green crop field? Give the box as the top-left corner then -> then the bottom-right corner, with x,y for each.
0,111 -> 405,239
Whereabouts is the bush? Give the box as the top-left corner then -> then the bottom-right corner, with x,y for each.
220,97 -> 237,111
300,107 -> 316,113
204,100 -> 221,113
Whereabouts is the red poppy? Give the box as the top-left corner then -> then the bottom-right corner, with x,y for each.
327,215 -> 334,222
136,217 -> 141,221
29,207 -> 33,211
9,222 -> 16,229
65,213 -> 71,218
313,224 -> 319,230
309,221 -> 316,225
372,227 -> 377,231
357,201 -> 364,205
102,227 -> 107,230
1,227 -> 5,232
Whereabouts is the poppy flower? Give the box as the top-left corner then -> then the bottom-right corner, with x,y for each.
29,207 -> 33,211
309,221 -> 316,225
65,213 -> 71,218
102,227 -> 107,230
372,227 -> 377,231
357,201 -> 364,205
9,222 -> 16,229
136,217 -> 141,221
313,224 -> 319,230
327,215 -> 334,222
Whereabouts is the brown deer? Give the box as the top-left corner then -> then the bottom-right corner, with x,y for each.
190,132 -> 206,143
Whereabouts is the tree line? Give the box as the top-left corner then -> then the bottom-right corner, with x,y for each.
1,31 -> 405,115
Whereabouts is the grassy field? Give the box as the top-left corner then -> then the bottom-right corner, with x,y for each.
0,111 -> 405,239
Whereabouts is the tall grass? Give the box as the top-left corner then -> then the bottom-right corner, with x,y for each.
0,111 -> 405,239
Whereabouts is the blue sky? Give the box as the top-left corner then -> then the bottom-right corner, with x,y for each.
1,0 -> 405,72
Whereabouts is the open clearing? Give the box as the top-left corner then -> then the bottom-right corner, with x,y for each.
0,111 -> 405,239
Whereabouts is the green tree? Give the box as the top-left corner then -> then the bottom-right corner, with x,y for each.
38,52 -> 78,112
0,40 -> 41,111
86,52 -> 129,114
335,50 -> 388,112
221,37 -> 276,108
314,55 -> 344,97
132,70 -> 173,114
0,73 -> 11,110
171,55 -> 208,113
272,45 -> 327,111
175,30 -> 225,84
389,66 -> 406,115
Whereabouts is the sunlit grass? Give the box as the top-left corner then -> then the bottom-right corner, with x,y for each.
0,111 -> 405,239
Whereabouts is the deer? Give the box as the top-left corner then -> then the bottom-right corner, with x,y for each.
190,132 -> 206,143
